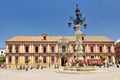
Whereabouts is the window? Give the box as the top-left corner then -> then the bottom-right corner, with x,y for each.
90,46 -> 94,52
82,46 -> 85,52
99,47 -> 102,52
82,37 -> 84,40
108,56 -> 112,63
16,46 -> 19,53
25,56 -> 28,60
25,46 -> 29,53
51,47 -> 54,52
83,56 -> 86,60
8,56 -> 12,63
35,46 -> 38,53
43,46 -> 46,53
43,36 -> 46,40
35,56 -> 38,62
43,56 -> 46,63
9,46 -> 12,53
15,56 -> 18,61
51,56 -> 54,63
25,56 -> 29,63
108,47 -> 111,52
62,45 -> 66,52
91,56 -> 94,59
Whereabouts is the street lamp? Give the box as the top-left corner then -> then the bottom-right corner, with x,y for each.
68,4 -> 87,29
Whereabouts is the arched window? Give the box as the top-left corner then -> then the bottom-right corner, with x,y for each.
82,46 -> 85,52
43,36 -> 46,40
108,47 -> 111,52
25,46 -> 29,53
91,56 -> 94,59
51,47 -> 54,52
8,56 -> 12,63
25,56 -> 29,63
35,56 -> 38,63
108,56 -> 112,63
83,55 -> 86,60
43,56 -> 46,63
90,46 -> 94,52
15,46 -> 19,53
15,56 -> 18,61
35,46 -> 38,53
43,46 -> 46,53
9,46 -> 12,53
82,36 -> 84,40
62,45 -> 66,52
51,56 -> 54,63
99,47 -> 102,52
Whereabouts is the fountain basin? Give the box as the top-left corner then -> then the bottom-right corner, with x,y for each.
64,66 -> 96,71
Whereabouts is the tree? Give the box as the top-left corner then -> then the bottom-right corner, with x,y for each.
37,59 -> 42,65
0,56 -> 5,65
100,56 -> 106,61
15,60 -> 18,68
36,59 -> 42,68
25,59 -> 30,64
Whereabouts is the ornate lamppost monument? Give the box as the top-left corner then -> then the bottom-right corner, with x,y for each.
68,4 -> 87,66
57,5 -> 95,73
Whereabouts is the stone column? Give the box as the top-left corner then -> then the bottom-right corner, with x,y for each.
39,44 -> 42,53
6,44 -> 9,53
12,56 -> 15,64
103,44 -> 107,53
111,44 -> 115,53
112,56 -> 115,64
40,55 -> 42,65
32,55 -> 34,64
6,56 -> 8,64
29,44 -> 32,53
39,44 -> 41,53
55,56 -> 57,64
69,44 -> 72,53
23,55 -> 25,64
55,44 -> 58,53
47,44 -> 49,53
12,44 -> 15,53
22,44 -> 25,53
95,44 -> 98,53
31,44 -> 34,53
19,44 -> 22,53
86,44 -> 89,53
19,55 -> 21,64
59,57 -> 61,67
95,55 -> 98,59
49,55 -> 51,64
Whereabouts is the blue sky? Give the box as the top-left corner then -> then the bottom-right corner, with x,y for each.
0,0 -> 120,48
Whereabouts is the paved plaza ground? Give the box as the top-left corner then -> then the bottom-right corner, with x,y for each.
0,66 -> 120,80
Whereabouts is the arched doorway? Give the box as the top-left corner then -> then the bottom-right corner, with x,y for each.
61,56 -> 67,66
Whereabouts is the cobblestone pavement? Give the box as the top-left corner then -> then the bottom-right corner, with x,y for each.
0,67 -> 120,80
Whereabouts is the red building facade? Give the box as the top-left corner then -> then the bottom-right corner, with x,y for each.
115,40 -> 120,62
5,34 -> 115,68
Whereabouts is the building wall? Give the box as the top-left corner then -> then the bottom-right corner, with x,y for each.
115,41 -> 120,61
5,37 -> 116,68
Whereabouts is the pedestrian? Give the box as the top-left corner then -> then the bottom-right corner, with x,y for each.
116,63 -> 119,68
25,64 -> 28,71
